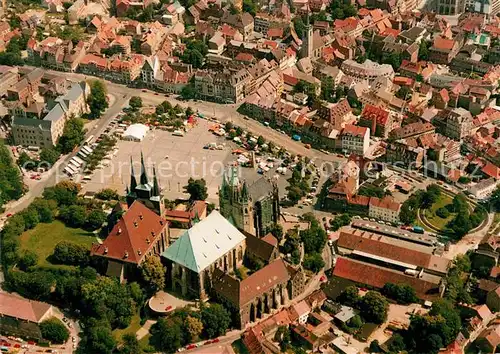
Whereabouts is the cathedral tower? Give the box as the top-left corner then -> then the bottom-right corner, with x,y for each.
219,167 -> 255,234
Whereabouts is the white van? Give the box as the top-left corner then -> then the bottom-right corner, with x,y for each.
173,130 -> 184,137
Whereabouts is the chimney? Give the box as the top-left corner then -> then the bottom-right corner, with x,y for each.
117,228 -> 122,235
139,214 -> 143,220
151,231 -> 155,237
160,220 -> 164,225
138,249 -> 141,255
134,221 -> 138,227
104,246 -> 108,254
146,238 -> 150,244
124,251 -> 129,258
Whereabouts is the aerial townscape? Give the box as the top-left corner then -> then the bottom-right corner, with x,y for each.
1,0 -> 500,351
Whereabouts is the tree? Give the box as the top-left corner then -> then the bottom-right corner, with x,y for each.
358,291 -> 388,324
382,283 -> 418,304
303,253 -> 325,273
338,286 -> 360,307
274,326 -> 291,351
79,325 -> 116,354
40,147 -> 60,166
129,96 -> 143,111
21,207 -> 40,229
17,151 -> 33,169
436,207 -> 450,218
491,186 -> 500,211
0,142 -> 24,206
120,333 -> 140,354
52,241 -> 90,266
185,106 -> 194,117
43,181 -> 80,206
150,318 -> 182,353
87,80 -> 109,119
140,255 -> 166,292
201,304 -> 231,338
19,250 -> 38,271
85,209 -> 106,230
293,17 -> 305,38
419,40 -> 430,61
57,118 -> 86,154
31,198 -> 57,223
243,0 -> 257,15
181,83 -> 197,100
40,318 -> 70,344
95,188 -> 119,200
269,223 -> 283,241
395,86 -> 412,100
185,178 -> 208,201
369,340 -> 381,353
59,205 -> 87,228
186,315 -> 203,342
388,333 -> 406,352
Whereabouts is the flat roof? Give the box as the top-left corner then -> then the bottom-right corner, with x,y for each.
352,220 -> 437,246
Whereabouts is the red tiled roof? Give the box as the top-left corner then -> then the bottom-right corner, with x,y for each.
433,36 -> 455,51
90,201 -> 168,264
361,104 -> 389,126
0,292 -> 52,323
482,162 -> 500,179
267,27 -> 284,38
337,230 -> 435,269
369,196 -> 401,211
333,257 -> 440,300
235,52 -> 254,62
342,124 -> 368,138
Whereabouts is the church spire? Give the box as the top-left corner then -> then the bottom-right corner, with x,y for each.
152,165 -> 160,196
140,152 -> 149,186
130,156 -> 137,191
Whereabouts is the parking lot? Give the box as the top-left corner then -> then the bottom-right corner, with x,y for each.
81,119 -> 295,203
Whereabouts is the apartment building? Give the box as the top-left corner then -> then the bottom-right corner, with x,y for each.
340,59 -> 394,85
340,124 -> 370,156
195,69 -> 251,103
434,107 -> 474,141
12,82 -> 90,148
368,196 -> 401,223
468,178 -> 499,200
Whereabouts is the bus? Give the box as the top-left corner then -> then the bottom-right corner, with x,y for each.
81,146 -> 93,155
73,156 -> 85,165
69,161 -> 80,171
64,167 -> 74,176
66,165 -> 77,174
77,151 -> 88,159
84,135 -> 94,145
70,158 -> 82,167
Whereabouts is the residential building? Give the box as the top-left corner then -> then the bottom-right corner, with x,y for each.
434,108 -> 474,140
340,59 -> 395,85
194,69 -> 251,103
368,196 -> 401,223
429,35 -> 464,64
358,104 -> 393,138
340,124 -> 370,156
486,286 -> 500,312
11,81 -> 90,148
468,178 -> 499,199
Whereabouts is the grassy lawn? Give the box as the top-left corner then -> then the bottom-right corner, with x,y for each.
19,220 -> 95,269
112,313 -> 142,342
424,194 -> 455,230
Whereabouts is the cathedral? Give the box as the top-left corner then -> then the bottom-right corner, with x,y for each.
219,167 -> 280,237
126,153 -> 164,216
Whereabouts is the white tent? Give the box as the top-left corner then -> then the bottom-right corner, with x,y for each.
123,124 -> 149,141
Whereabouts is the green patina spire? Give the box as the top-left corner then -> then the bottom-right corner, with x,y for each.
152,165 -> 160,196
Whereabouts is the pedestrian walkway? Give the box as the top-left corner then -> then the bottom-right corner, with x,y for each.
136,320 -> 156,340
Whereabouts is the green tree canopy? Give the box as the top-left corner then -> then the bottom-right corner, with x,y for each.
40,317 -> 70,344
358,291 -> 388,324
185,178 -> 208,200
87,80 -> 109,119
201,304 -> 231,338
57,118 -> 86,154
141,255 -> 166,292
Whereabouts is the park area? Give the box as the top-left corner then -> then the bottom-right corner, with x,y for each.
423,194 -> 456,230
19,220 -> 96,269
